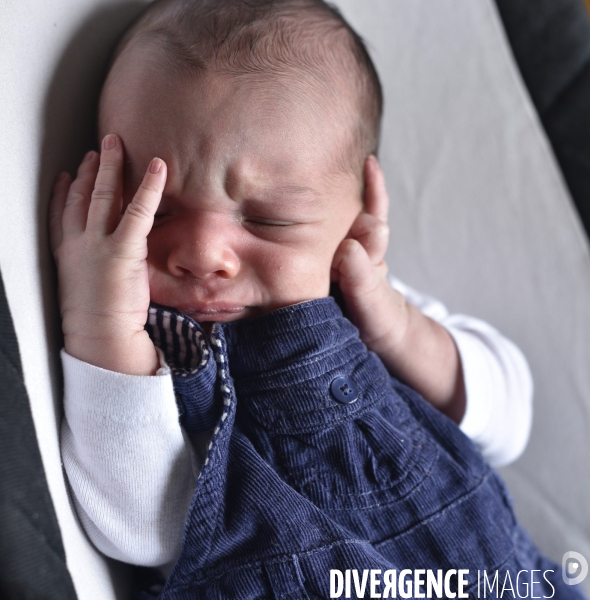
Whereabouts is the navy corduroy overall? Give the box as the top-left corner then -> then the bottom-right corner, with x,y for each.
142,297 -> 585,600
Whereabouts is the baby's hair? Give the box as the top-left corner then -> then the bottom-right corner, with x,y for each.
104,0 -> 383,177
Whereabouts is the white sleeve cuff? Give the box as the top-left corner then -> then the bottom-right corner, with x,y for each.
446,319 -> 533,467
60,350 -> 196,566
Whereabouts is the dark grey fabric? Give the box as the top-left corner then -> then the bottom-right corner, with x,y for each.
494,0 -> 590,238
0,270 -> 77,600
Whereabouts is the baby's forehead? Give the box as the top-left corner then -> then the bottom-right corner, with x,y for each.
101,48 -> 357,176
110,31 -> 357,104
100,0 -> 381,178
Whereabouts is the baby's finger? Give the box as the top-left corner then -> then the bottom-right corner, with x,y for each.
48,172 -> 72,253
60,151 -> 99,241
347,212 -> 389,266
86,134 -> 124,235
112,158 -> 166,245
364,155 -> 389,224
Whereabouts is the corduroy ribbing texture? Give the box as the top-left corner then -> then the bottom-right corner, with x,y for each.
141,297 -> 584,599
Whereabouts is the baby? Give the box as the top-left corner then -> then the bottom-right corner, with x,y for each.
49,0 -> 579,598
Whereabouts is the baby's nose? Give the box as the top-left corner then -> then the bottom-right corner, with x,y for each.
167,215 -> 240,280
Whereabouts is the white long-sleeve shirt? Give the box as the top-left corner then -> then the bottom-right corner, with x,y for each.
60,278 -> 533,568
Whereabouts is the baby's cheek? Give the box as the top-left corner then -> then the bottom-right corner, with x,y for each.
146,228 -> 172,267
146,262 -> 165,300
263,245 -> 332,300
145,239 -> 172,298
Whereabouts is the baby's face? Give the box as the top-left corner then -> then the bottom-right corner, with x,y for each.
99,49 -> 362,323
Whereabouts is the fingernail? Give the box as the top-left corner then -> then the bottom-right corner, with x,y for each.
84,151 -> 95,162
348,239 -> 360,253
103,134 -> 116,150
149,158 -> 162,174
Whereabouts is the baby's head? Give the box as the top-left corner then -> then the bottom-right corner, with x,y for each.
98,0 -> 383,322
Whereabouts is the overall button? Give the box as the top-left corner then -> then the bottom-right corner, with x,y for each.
330,377 -> 358,404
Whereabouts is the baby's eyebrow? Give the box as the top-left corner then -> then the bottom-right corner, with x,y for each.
272,184 -> 318,195
254,184 -> 321,203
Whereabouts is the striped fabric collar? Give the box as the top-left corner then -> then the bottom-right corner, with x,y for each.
145,305 -> 210,376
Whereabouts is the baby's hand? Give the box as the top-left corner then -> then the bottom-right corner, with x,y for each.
332,156 -> 465,422
331,156 -> 402,359
49,135 -> 167,375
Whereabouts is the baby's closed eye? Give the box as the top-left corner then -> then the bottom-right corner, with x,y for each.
242,216 -> 296,227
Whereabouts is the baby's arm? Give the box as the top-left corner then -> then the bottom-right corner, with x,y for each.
51,136 -> 195,565
332,157 -> 533,465
60,350 -> 195,566
388,277 -> 533,467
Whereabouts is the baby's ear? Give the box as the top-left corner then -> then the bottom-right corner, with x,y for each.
363,155 -> 389,223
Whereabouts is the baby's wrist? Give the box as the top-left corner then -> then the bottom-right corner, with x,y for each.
64,330 -> 159,376
358,285 -> 411,363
